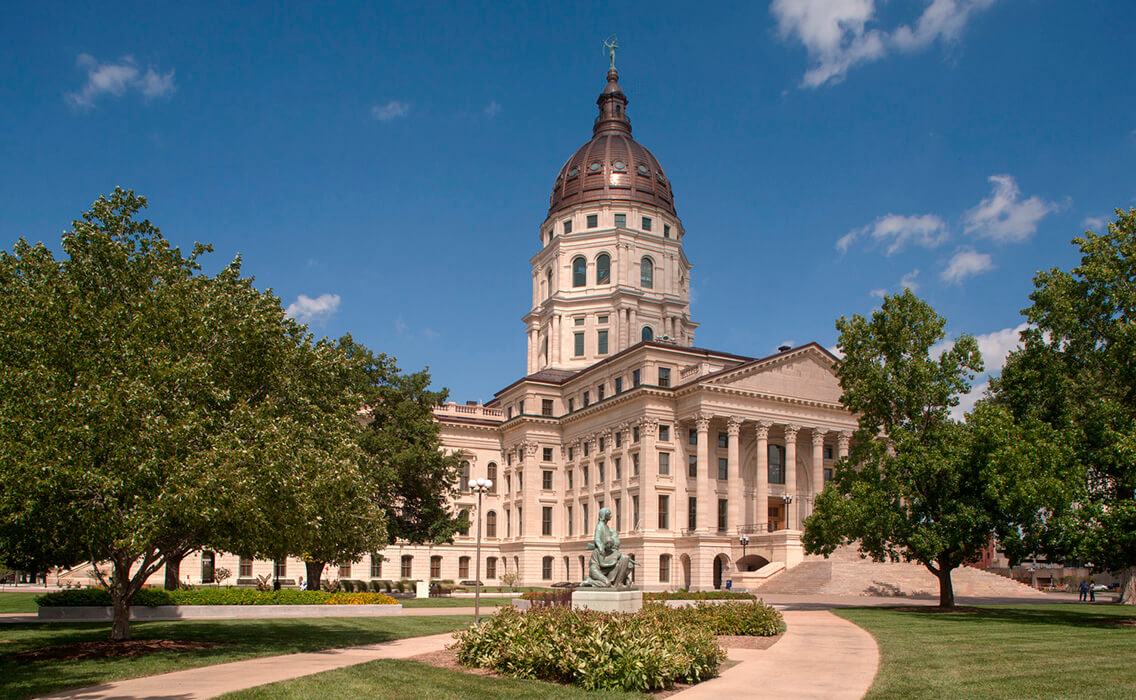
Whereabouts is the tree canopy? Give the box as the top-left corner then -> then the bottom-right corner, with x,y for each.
993,208 -> 1136,603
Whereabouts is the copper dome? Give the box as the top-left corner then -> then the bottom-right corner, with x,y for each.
548,68 -> 676,217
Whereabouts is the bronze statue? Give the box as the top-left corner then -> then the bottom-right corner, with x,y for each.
579,507 -> 636,588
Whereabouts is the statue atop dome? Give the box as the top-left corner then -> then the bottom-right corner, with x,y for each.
604,34 -> 619,70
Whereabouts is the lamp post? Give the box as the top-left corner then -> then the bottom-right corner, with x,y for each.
470,477 -> 493,624
738,534 -> 750,563
783,494 -> 793,531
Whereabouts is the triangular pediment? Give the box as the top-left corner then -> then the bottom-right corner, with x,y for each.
703,346 -> 843,404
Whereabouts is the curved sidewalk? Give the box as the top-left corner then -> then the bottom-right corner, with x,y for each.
40,632 -> 457,700
674,610 -> 879,700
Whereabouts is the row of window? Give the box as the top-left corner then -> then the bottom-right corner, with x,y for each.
568,254 -> 654,289
565,366 -> 669,412
549,213 -> 673,243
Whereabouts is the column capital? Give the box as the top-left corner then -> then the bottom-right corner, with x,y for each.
783,423 -> 801,441
520,440 -> 540,458
638,416 -> 660,431
727,416 -> 744,435
754,420 -> 772,440
837,431 -> 852,449
811,427 -> 828,446
693,413 -> 712,432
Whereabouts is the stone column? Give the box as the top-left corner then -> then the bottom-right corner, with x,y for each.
629,308 -> 638,345
695,413 -> 711,532
552,314 -> 562,365
784,424 -> 799,530
527,328 -> 536,374
640,417 -> 658,532
755,421 -> 770,532
837,431 -> 851,461
521,440 -> 539,540
612,307 -> 622,355
727,416 -> 743,535
812,428 -> 827,509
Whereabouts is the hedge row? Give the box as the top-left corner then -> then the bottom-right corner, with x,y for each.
652,600 -> 783,636
36,588 -> 398,607
644,590 -> 757,601
454,605 -> 726,692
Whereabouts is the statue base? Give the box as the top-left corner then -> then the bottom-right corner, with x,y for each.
572,589 -> 643,614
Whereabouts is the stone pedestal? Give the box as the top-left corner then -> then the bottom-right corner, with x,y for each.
572,589 -> 643,613
415,581 -> 430,599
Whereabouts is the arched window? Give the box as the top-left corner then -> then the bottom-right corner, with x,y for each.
541,336 -> 548,364
459,508 -> 470,537
546,267 -> 553,296
660,554 -> 672,583
596,253 -> 611,285
486,510 -> 497,538
642,326 -> 654,341
572,256 -> 587,287
487,462 -> 498,493
640,257 -> 654,288
459,461 -> 470,491
768,444 -> 786,485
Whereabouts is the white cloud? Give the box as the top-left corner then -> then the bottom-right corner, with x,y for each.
771,0 -> 996,88
941,246 -> 994,283
963,174 -> 1058,243
837,213 -> 949,255
900,269 -> 920,291
67,53 -> 176,107
483,100 -> 502,117
951,380 -> 987,421
931,322 -> 1027,373
285,293 -> 341,324
371,100 -> 411,121
869,288 -> 887,298
1082,215 -> 1107,232
394,315 -> 409,334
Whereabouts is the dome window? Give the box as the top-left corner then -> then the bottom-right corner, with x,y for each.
612,160 -> 627,172
588,161 -> 602,172
614,213 -> 626,227
586,214 -> 598,228
596,254 -> 611,285
568,167 -> 579,178
642,326 -> 654,341
572,256 -> 587,288
640,257 -> 654,289
637,163 -> 650,175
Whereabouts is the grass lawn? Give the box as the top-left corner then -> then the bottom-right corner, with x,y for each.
0,614 -> 472,699
220,659 -> 646,700
836,604 -> 1136,699
0,592 -> 39,614
399,597 -> 511,608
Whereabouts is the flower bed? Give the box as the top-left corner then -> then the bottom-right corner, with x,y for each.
644,590 -> 756,602
36,588 -> 398,607
453,600 -> 782,692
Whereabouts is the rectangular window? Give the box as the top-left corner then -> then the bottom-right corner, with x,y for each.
430,556 -> 441,579
542,557 -> 553,580
563,219 -> 572,234
239,557 -> 253,578
542,399 -> 553,416
597,383 -> 606,400
825,467 -> 834,483
664,223 -> 671,238
658,495 -> 670,529
583,465 -> 589,485
599,436 -> 606,451
688,429 -> 698,445
568,446 -> 575,461
614,457 -> 621,479
506,406 -> 513,419
401,555 -> 412,579
506,509 -> 511,536
567,506 -> 574,534
614,377 -> 623,394
574,333 -> 584,357
660,555 -> 670,582
543,447 -> 553,462
688,496 -> 698,530
632,496 -> 640,529
658,367 -> 671,387
718,457 -> 729,480
459,557 -> 470,579
632,369 -> 641,387
688,454 -> 698,479
583,441 -> 590,457
659,424 -> 670,441
769,445 -> 786,484
615,498 -> 622,530
568,398 -> 575,412
632,452 -> 640,475
597,330 -> 609,355
275,560 -> 287,579
659,452 -> 670,475
598,315 -> 608,324
718,499 -> 728,533
542,470 -> 553,490
542,507 -> 553,536
568,469 -> 574,489
574,317 -> 585,326
517,507 -> 523,536
587,213 -> 598,228
598,460 -> 605,482
371,554 -> 383,578
642,216 -> 652,231
486,557 -> 497,579
614,213 -> 627,227
824,445 -> 834,460
614,430 -> 622,447
633,426 -> 640,442
583,505 -> 590,534
583,391 -> 590,407
718,432 -> 729,449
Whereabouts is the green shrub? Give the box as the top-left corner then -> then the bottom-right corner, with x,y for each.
645,600 -> 782,636
453,605 -> 726,692
37,588 -> 398,607
644,590 -> 756,602
341,580 -> 356,593
368,580 -> 382,593
381,580 -> 393,593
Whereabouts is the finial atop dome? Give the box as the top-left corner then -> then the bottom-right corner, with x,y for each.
594,39 -> 631,136
603,34 -> 619,70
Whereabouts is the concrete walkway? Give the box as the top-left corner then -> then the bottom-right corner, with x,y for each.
40,632 -> 457,700
674,610 -> 879,700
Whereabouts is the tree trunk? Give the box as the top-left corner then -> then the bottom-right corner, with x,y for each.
111,559 -> 132,641
1120,566 -> 1136,605
273,559 -> 282,591
163,553 -> 182,591
937,564 -> 956,609
305,561 -> 325,591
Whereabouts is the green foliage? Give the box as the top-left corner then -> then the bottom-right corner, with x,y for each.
36,588 -> 398,606
453,605 -> 727,692
643,590 -> 756,601
805,290 -> 1018,607
993,208 -> 1136,602
650,600 -> 783,636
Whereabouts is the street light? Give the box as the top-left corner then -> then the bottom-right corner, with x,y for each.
783,494 -> 793,531
738,534 -> 750,562
470,477 -> 493,624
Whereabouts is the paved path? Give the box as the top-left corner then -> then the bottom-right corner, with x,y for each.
674,610 -> 879,700
39,632 -> 457,700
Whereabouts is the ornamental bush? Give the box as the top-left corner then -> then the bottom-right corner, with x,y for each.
646,600 -> 783,636
37,588 -> 398,607
453,605 -> 726,692
644,590 -> 756,602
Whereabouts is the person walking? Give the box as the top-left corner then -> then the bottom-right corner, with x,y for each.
1089,579 -> 1096,602
1078,579 -> 1088,602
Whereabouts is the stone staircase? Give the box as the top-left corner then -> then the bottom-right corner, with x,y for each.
754,546 -> 1046,598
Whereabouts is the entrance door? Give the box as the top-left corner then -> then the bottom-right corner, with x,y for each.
713,554 -> 726,589
768,503 -> 782,532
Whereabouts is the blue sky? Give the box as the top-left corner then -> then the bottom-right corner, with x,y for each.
3,1 -> 1134,410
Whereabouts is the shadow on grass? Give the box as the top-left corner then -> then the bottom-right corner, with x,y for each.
859,603 -> 1135,628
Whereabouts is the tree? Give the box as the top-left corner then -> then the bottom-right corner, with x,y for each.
0,189 -> 382,638
804,290 -> 990,608
993,208 -> 1136,604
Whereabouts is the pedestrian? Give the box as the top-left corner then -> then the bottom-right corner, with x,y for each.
1089,579 -> 1096,603
1078,579 -> 1088,602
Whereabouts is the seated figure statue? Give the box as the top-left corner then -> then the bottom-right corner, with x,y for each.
578,507 -> 636,589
